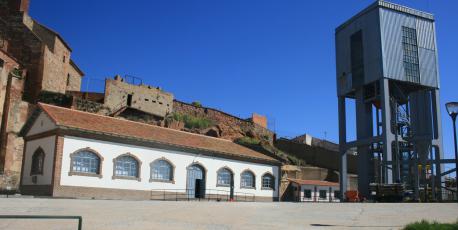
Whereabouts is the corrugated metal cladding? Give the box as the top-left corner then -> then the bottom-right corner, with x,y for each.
335,4 -> 440,96
419,48 -> 437,87
416,19 -> 435,50
380,8 -> 439,88
335,7 -> 383,96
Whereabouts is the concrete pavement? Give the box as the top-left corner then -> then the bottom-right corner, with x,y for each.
0,198 -> 457,230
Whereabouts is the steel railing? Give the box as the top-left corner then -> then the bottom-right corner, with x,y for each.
0,215 -> 82,230
439,187 -> 457,202
299,195 -> 340,203
151,189 -> 255,202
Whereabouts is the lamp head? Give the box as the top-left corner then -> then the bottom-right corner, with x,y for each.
446,102 -> 458,121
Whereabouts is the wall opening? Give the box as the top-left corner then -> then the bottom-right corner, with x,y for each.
127,94 -> 133,107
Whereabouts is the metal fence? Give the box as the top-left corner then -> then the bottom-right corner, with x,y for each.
0,215 -> 82,230
439,187 -> 457,202
298,195 -> 340,203
151,189 -> 255,202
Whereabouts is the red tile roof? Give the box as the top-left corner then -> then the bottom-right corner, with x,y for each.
288,178 -> 339,187
37,103 -> 279,164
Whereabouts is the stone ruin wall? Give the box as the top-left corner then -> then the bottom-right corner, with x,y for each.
173,100 -> 275,143
104,76 -> 173,117
67,76 -> 276,144
0,52 -> 31,191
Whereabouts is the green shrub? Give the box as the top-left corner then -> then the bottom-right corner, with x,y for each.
235,136 -> 261,146
403,220 -> 458,230
171,113 -> 213,129
191,101 -> 202,107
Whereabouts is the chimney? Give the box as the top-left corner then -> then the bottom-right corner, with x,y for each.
8,0 -> 30,14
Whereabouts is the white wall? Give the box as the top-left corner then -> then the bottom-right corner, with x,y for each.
60,136 -> 279,198
27,112 -> 57,136
22,136 -> 56,185
300,184 -> 340,202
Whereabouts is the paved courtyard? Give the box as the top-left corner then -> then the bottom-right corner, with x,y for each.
0,198 -> 457,230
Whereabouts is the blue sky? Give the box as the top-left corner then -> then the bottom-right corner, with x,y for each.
30,0 -> 457,160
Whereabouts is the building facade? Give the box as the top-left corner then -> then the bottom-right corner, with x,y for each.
20,103 -> 280,201
0,0 -> 84,190
287,179 -> 340,202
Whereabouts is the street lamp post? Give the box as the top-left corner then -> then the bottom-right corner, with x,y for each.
445,102 -> 458,201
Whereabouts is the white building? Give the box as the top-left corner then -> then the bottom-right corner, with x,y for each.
19,103 -> 280,201
288,179 -> 340,202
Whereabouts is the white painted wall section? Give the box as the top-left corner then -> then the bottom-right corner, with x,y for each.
26,112 -> 56,136
300,184 -> 340,202
60,136 -> 279,198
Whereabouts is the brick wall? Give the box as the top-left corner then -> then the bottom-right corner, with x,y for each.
65,60 -> 83,91
104,76 -> 173,117
173,100 -> 275,143
40,38 -> 70,94
0,50 -> 19,131
5,13 -> 44,103
0,51 -> 31,187
251,113 -> 267,128
52,135 -> 64,194
22,14 -> 79,97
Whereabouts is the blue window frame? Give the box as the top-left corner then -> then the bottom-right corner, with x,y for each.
71,150 -> 100,174
217,168 -> 232,186
151,159 -> 173,181
261,173 -> 274,190
402,26 -> 420,83
241,171 -> 255,188
115,155 -> 139,177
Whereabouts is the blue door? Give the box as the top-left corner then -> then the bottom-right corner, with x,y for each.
187,164 -> 205,198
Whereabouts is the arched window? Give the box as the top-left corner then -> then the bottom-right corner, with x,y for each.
217,167 -> 233,186
114,155 -> 139,178
150,159 -> 173,182
261,173 -> 275,190
31,148 -> 45,175
240,170 -> 255,189
71,149 -> 101,174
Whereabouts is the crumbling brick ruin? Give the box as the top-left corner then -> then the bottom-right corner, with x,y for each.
64,75 -> 276,145
104,76 -> 174,118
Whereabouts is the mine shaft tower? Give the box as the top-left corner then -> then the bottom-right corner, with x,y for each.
336,1 -> 446,200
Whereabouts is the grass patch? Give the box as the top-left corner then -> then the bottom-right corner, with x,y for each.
403,220 -> 458,230
171,113 -> 213,129
235,136 -> 261,146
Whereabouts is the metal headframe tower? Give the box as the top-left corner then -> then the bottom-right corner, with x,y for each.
336,1 -> 447,201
